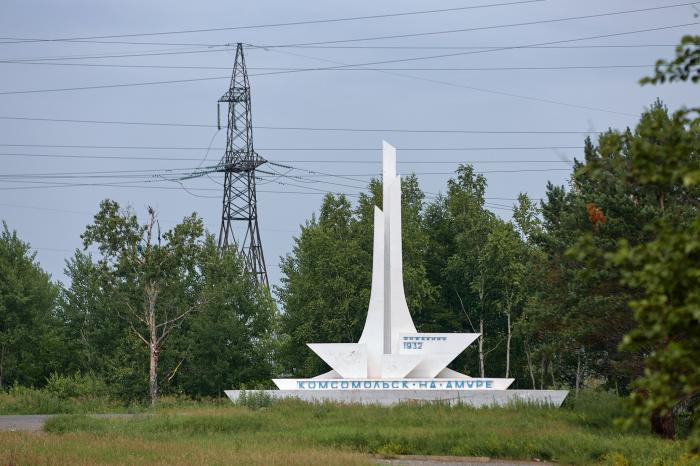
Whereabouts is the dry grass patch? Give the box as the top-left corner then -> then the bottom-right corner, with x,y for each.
0,431 -> 372,466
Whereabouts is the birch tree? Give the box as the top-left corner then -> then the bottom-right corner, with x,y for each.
81,200 -> 206,405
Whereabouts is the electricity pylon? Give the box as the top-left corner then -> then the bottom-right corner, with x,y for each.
217,43 -> 269,288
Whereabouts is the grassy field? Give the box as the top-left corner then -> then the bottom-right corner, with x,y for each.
1,392 -> 698,466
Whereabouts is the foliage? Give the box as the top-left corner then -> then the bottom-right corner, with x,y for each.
237,389 -> 273,410
0,383 -> 120,415
57,200 -> 277,403
0,222 -> 60,389
640,35 -> 700,85
165,238 -> 277,396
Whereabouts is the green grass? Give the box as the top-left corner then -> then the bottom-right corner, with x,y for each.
1,391 -> 698,465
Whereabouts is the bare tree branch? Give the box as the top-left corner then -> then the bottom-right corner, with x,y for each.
454,288 -> 477,333
129,323 -> 149,346
484,337 -> 505,356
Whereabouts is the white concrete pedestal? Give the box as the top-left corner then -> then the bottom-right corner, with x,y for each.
225,389 -> 568,407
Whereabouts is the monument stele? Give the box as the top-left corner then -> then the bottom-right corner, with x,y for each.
227,142 -> 568,406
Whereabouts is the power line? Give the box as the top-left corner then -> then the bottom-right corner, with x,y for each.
0,144 -> 585,151
267,44 -> 679,50
0,152 -> 579,164
262,168 -> 573,176
0,202 -> 296,233
0,63 -> 654,72
0,75 -> 230,96
249,22 -> 697,74
257,64 -> 654,72
0,45 -> 233,63
0,160 -> 571,182
255,3 -> 699,48
0,178 -> 364,196
273,159 -> 574,164
0,23 -> 692,98
0,48 -> 674,70
0,0 -> 544,44
0,115 -> 605,134
246,22 -> 698,119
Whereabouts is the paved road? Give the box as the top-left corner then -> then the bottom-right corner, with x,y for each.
0,414 -> 135,432
0,415 -> 51,432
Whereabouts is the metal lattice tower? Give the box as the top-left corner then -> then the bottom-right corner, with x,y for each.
217,43 -> 269,288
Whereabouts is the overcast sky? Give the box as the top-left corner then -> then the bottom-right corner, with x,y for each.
0,0 -> 697,288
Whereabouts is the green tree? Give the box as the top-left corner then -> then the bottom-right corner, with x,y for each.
0,222 -> 59,389
441,165 -> 503,378
605,47 -> 700,439
58,251 -> 146,400
168,237 -> 277,395
277,194 -> 365,377
81,200 -> 207,405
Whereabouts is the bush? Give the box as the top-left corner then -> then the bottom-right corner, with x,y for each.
237,390 -> 273,410
0,373 -> 119,414
563,390 -> 630,430
0,384 -> 66,414
45,373 -> 109,400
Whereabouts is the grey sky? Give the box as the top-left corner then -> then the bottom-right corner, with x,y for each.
0,0 -> 697,287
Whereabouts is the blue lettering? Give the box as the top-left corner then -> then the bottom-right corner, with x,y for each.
429,381 -> 437,389
341,381 -> 349,389
402,381 -> 409,389
363,381 -> 372,389
419,381 -> 428,388
352,381 -> 361,389
297,381 -> 305,389
466,381 -> 475,389
373,382 -> 381,389
330,381 -> 338,389
445,381 -> 453,389
382,382 -> 390,388
308,381 -> 316,389
486,380 -> 493,389
476,380 -> 483,388
392,381 -> 400,388
455,381 -> 464,389
319,382 -> 328,389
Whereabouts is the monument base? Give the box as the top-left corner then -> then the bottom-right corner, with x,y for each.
225,389 -> 568,407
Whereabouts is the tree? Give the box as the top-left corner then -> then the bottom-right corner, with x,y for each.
604,48 -> 700,439
168,237 -> 277,395
277,194 -> 366,377
484,220 -> 528,379
0,222 -> 59,389
59,250 -> 149,400
81,200 -> 207,405
442,165 -> 503,378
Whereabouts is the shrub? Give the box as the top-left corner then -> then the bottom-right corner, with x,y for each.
237,390 -> 273,410
44,373 -> 109,400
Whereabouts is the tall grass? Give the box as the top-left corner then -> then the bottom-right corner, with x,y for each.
27,392 -> 698,466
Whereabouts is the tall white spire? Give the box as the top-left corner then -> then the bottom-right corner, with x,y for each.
275,141 -> 498,384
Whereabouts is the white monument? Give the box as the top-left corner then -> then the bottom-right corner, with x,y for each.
226,142 -> 568,406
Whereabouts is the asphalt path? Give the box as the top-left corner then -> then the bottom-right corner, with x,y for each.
0,414 -> 135,431
0,415 -> 51,431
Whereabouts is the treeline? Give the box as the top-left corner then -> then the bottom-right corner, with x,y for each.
1,204 -> 276,404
